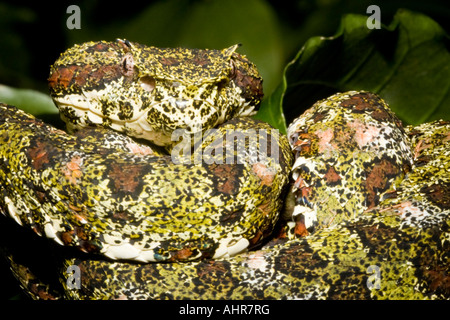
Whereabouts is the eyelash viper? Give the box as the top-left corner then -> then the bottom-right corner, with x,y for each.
0,40 -> 448,300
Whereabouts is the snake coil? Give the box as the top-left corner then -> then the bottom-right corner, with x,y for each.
0,40 -> 448,300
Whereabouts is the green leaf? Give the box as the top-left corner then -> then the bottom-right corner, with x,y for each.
262,9 -> 450,127
0,84 -> 57,115
0,84 -> 62,126
253,64 -> 289,134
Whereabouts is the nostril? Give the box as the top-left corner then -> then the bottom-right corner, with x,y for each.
139,76 -> 155,92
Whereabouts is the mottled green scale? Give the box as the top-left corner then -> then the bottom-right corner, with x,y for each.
57,117 -> 448,299
284,91 -> 413,233
0,103 -> 291,263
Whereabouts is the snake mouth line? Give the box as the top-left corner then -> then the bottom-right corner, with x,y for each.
52,95 -> 173,145
52,93 -> 148,124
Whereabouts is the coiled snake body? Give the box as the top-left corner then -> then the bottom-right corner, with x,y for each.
0,40 -> 448,299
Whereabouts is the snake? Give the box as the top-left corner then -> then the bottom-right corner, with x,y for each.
0,40 -> 448,300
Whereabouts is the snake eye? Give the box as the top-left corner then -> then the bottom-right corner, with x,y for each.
139,76 -> 155,93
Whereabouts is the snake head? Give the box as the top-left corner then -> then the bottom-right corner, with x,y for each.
48,40 -> 263,148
